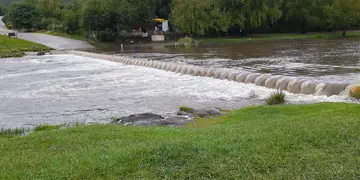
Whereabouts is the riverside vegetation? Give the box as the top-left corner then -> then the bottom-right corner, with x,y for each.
0,35 -> 51,57
0,103 -> 359,179
1,0 -> 360,42
265,91 -> 286,105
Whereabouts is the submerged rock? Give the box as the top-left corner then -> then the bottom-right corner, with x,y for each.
115,113 -> 193,126
193,108 -> 222,118
113,107 -> 227,127
177,107 -> 224,118
115,113 -> 164,125
37,51 -> 46,56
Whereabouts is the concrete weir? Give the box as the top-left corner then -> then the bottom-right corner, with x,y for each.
70,51 -> 354,97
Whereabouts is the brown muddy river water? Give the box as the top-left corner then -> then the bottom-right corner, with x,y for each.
96,38 -> 360,84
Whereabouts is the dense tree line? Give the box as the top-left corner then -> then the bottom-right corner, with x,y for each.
172,0 -> 360,36
2,0 -> 360,41
0,5 -> 4,16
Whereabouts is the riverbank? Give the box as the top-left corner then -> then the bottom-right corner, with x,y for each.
1,103 -> 359,179
86,31 -> 360,50
33,31 -> 360,49
199,31 -> 360,44
0,35 -> 52,58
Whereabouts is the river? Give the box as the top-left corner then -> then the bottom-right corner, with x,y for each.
0,52 -> 355,129
95,38 -> 360,84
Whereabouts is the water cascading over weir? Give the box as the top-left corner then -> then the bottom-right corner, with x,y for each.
70,50 -> 358,97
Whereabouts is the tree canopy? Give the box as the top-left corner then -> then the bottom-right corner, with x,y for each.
325,0 -> 360,36
8,3 -> 40,29
2,0 -> 360,41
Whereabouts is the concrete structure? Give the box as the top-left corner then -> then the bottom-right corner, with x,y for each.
70,51 -> 357,97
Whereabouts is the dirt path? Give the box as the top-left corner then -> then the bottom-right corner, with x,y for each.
0,17 -> 94,50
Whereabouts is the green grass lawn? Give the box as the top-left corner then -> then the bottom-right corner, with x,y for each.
1,103 -> 359,179
0,35 -> 52,58
200,31 -> 360,43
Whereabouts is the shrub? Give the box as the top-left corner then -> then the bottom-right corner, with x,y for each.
177,36 -> 194,44
177,36 -> 194,47
350,86 -> 360,99
266,91 -> 286,105
179,106 -> 194,113
34,125 -> 61,132
111,117 -> 119,123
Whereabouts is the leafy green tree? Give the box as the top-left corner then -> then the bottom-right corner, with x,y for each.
242,0 -> 281,30
325,0 -> 360,36
172,0 -> 226,36
62,0 -> 82,33
215,0 -> 282,32
36,0 -> 62,18
0,5 -> 5,15
286,0 -> 327,33
155,0 -> 171,19
8,3 -> 41,29
80,0 -> 107,34
81,0 -> 154,41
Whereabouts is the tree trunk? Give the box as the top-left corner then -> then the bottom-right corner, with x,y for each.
301,19 -> 306,34
342,30 -> 346,36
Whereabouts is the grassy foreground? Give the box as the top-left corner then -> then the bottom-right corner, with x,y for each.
0,35 -> 51,58
1,103 -> 359,179
200,31 -> 360,43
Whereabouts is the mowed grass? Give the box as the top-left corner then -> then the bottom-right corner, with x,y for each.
0,35 -> 52,58
0,103 -> 359,179
200,31 -> 360,43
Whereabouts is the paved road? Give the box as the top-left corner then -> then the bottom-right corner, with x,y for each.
0,16 -> 94,50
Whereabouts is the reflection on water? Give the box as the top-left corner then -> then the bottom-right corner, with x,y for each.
93,39 -> 360,83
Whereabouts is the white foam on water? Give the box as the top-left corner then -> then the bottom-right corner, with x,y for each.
70,54 -> 354,103
0,54 -> 357,129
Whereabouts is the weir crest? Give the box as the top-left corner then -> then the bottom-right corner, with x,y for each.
69,51 -> 355,97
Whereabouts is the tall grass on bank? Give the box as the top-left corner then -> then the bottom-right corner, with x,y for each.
266,91 -> 286,105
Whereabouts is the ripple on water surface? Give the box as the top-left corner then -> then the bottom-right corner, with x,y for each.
123,39 -> 360,84
0,55 -> 355,128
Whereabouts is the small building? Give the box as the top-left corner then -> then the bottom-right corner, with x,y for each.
151,18 -> 169,42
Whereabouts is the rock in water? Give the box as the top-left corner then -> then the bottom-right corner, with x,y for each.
116,113 -> 165,126
115,113 -> 194,126
193,108 -> 222,118
37,51 -> 46,56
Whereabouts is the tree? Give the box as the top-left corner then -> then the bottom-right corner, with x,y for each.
128,0 -> 154,31
172,0 -> 225,36
80,0 -> 149,41
286,0 -> 327,33
62,0 -> 82,33
8,3 -> 41,29
216,0 -> 282,32
325,0 -> 360,36
36,0 -> 62,18
155,0 -> 171,19
0,5 -> 4,16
